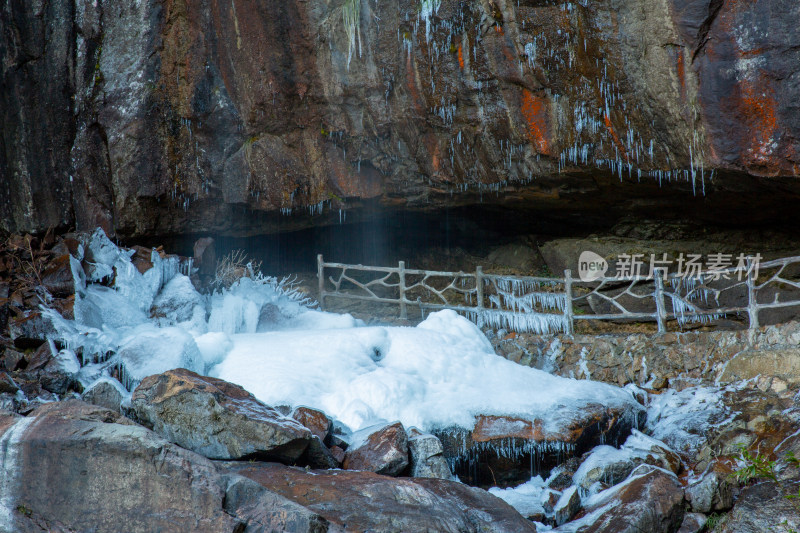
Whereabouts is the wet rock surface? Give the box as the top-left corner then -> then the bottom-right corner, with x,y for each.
2,0 -> 800,237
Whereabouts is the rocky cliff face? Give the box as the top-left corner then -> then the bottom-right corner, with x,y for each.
2,0 -> 799,236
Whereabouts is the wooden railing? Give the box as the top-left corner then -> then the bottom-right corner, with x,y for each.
317,254 -> 800,334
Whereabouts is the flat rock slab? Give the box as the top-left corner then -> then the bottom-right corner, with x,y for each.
131,368 -> 311,462
229,462 -> 537,533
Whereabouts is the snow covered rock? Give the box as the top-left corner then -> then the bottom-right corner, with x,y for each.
81,376 -> 128,412
131,369 -> 312,462
150,274 -> 204,325
553,485 -> 581,526
555,465 -> 685,533
229,463 -> 538,533
435,400 -> 644,487
343,421 -> 409,476
685,460 -> 733,513
115,327 -> 203,389
572,430 -> 682,490
408,431 -> 454,480
39,347 -> 81,395
0,400 -> 243,532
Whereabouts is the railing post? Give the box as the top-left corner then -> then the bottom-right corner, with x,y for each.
654,267 -> 667,334
563,269 -> 574,335
398,261 -> 408,320
747,256 -> 759,330
317,254 -> 325,310
476,266 -> 484,311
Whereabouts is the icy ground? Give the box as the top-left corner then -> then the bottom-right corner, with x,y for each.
47,229 -> 640,437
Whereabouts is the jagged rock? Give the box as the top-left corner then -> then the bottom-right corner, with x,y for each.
408,432 -> 454,480
436,401 -> 644,487
81,376 -> 127,412
220,473 -> 333,533
24,341 -> 55,372
39,349 -> 81,395
193,238 -> 216,281
0,401 -> 242,532
329,446 -> 346,464
573,430 -> 682,490
553,486 -> 581,526
8,312 -> 55,349
302,437 -> 341,470
291,406 -> 332,442
229,463 -> 537,533
677,512 -> 707,533
685,460 -> 733,513
343,421 -> 409,476
560,465 -> 685,533
1,348 -> 25,371
717,480 -> 800,533
40,255 -> 75,298
131,368 -> 312,462
0,372 -> 19,394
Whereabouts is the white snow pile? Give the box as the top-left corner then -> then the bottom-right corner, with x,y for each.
46,228 -> 642,436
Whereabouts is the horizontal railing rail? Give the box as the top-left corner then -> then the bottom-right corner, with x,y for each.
317,254 -> 800,335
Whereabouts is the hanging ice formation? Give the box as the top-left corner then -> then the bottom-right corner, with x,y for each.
343,0 -> 362,69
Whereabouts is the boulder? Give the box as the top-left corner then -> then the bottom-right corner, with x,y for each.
0,372 -> 19,394
408,432 -> 454,480
717,480 -> 800,533
230,463 -> 538,532
559,465 -> 685,533
343,421 -> 409,476
193,238 -> 217,281
677,512 -> 707,533
131,368 -> 312,462
0,401 -> 242,532
39,349 -> 81,395
219,473 -> 333,533
81,376 -> 127,412
685,460 -> 733,513
436,401 -> 644,487
291,406 -> 332,443
40,255 -> 76,298
573,430 -> 682,490
8,312 -> 56,349
553,486 -> 581,526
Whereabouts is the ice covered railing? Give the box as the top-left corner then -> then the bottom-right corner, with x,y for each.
317,254 -> 800,334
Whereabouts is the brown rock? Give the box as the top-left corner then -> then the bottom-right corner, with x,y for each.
193,237 -> 216,279
9,312 -> 56,349
130,245 -> 154,274
343,421 -> 409,476
0,372 -> 19,394
40,255 -> 75,297
291,406 -> 332,442
576,465 -> 685,533
131,368 -> 312,462
230,463 -> 537,533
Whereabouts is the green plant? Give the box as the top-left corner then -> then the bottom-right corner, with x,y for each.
732,444 -> 778,484
704,512 -> 725,531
